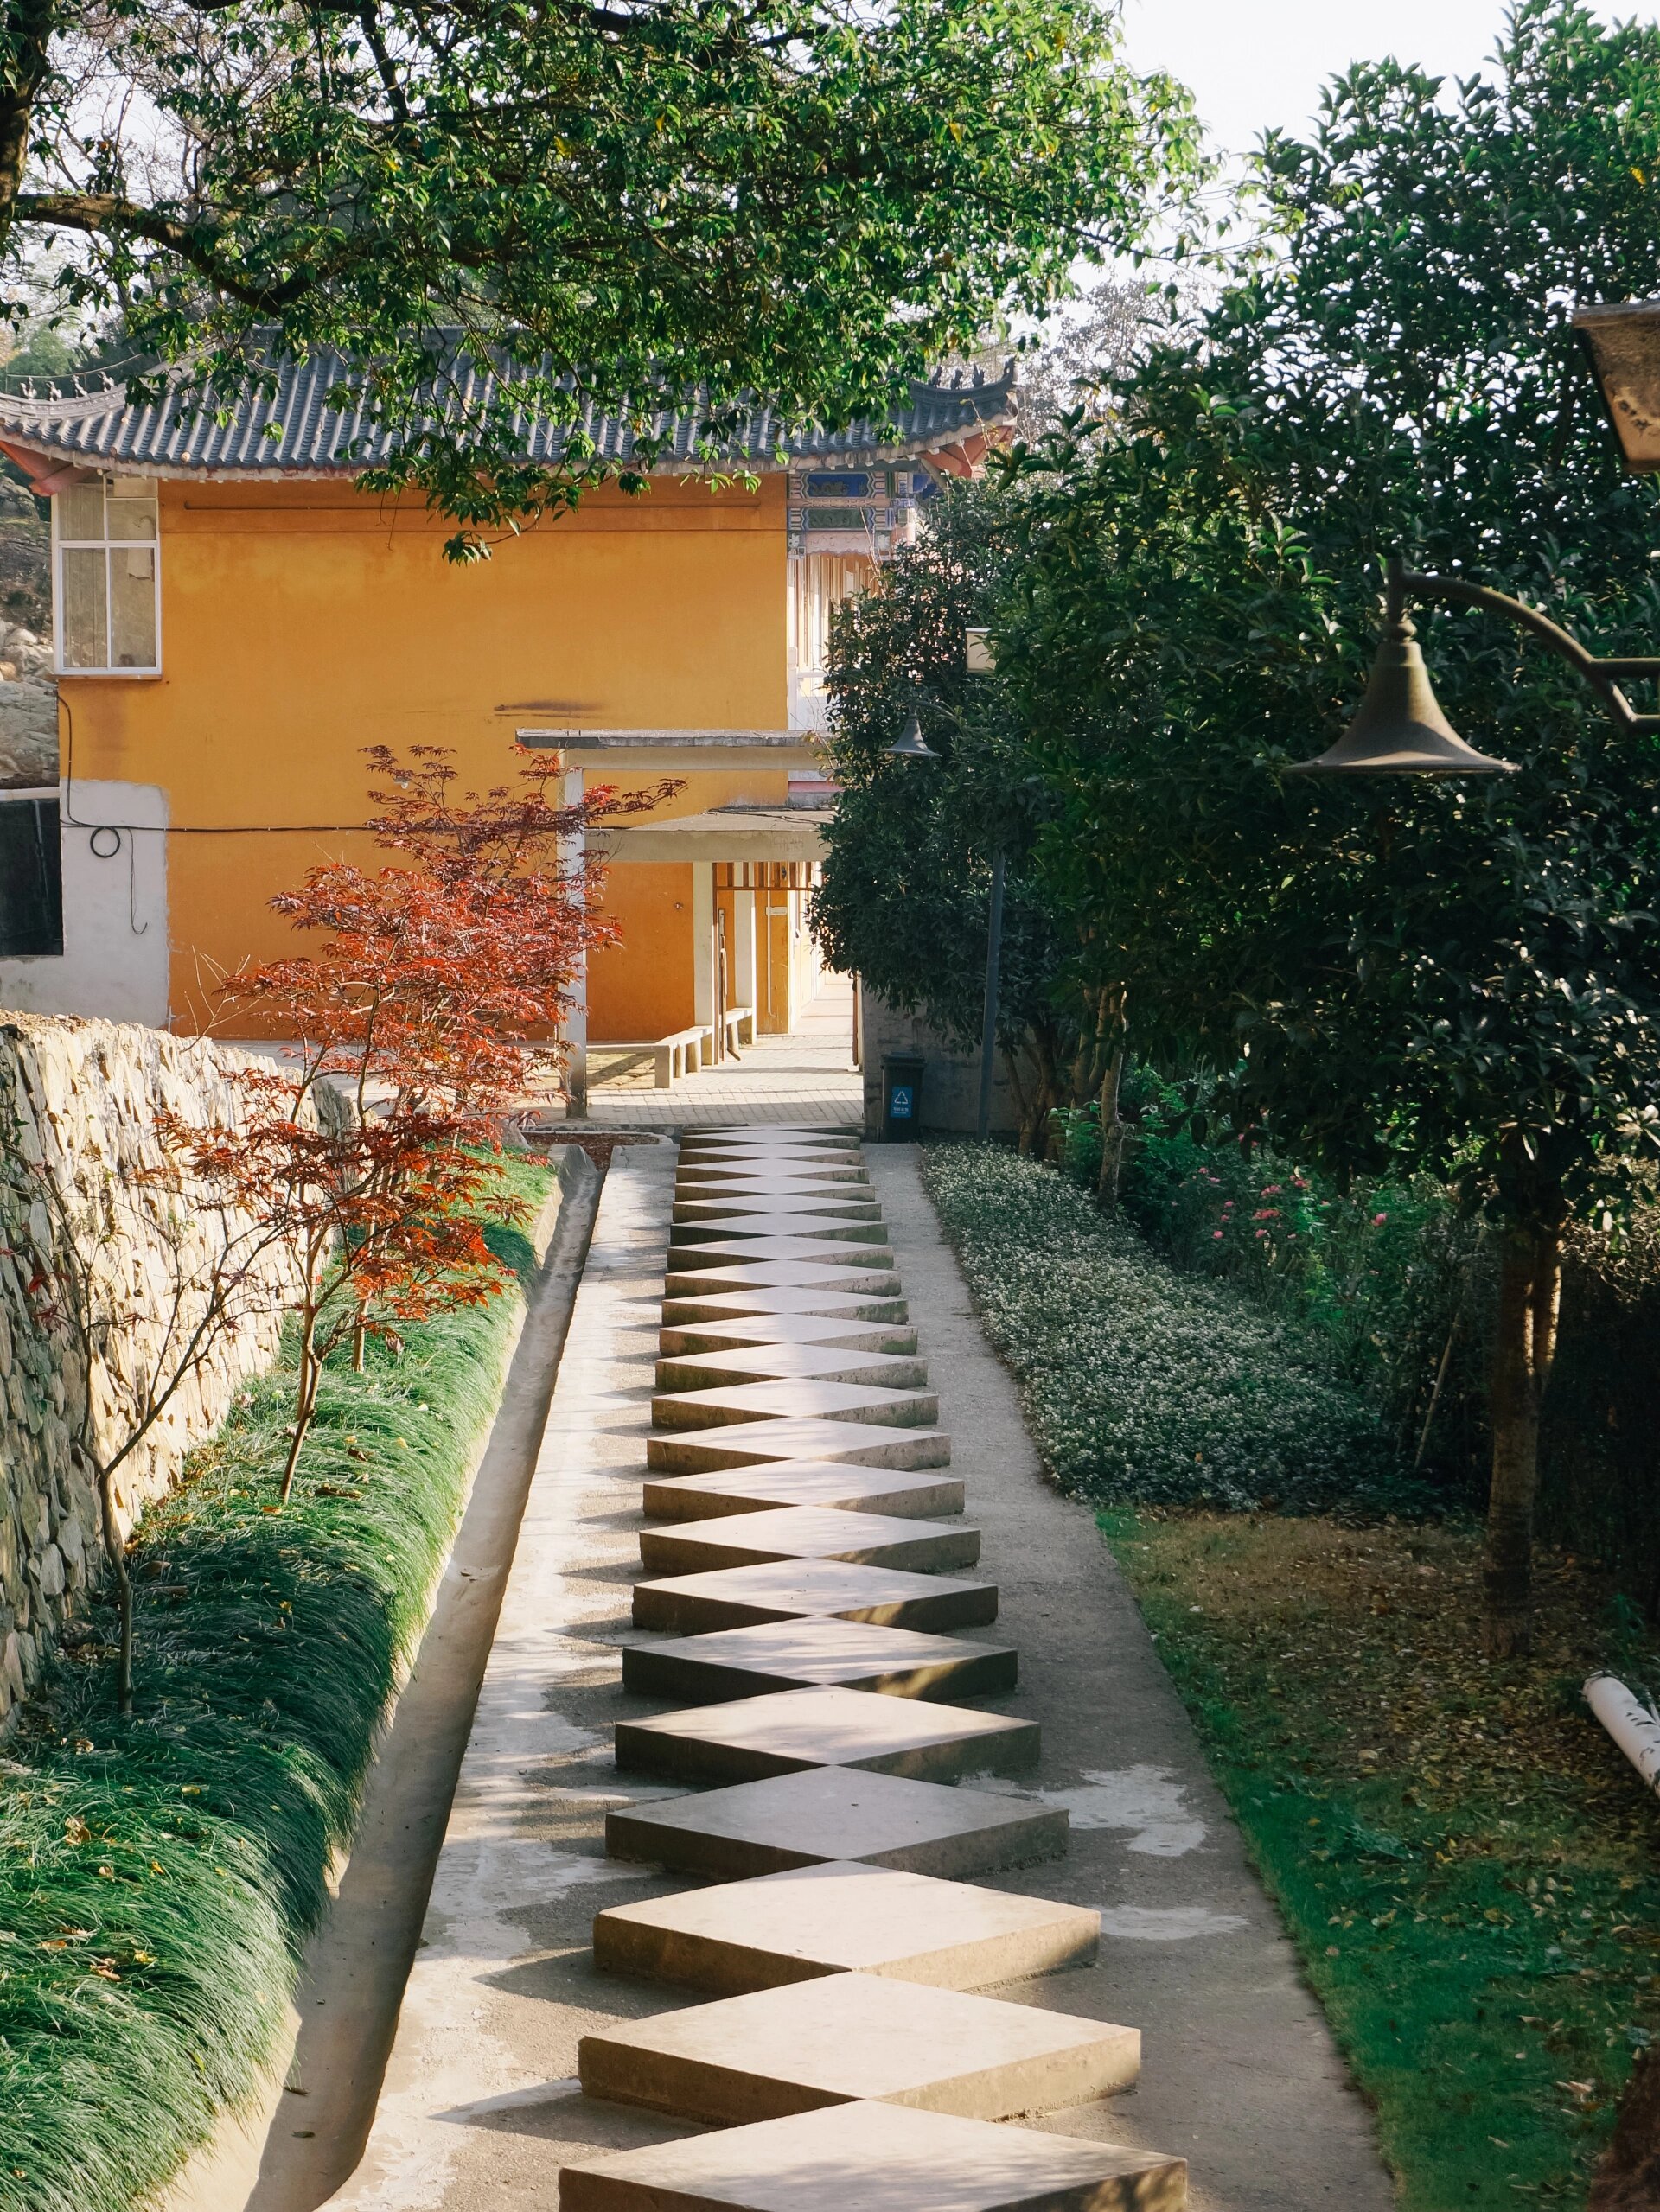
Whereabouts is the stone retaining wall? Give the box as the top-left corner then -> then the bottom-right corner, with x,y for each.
0,1012 -> 303,1729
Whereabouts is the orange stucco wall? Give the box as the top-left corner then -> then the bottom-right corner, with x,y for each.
588,862 -> 696,1039
61,475 -> 791,1032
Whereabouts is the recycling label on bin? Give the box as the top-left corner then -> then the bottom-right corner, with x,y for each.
889,1084 -> 916,1119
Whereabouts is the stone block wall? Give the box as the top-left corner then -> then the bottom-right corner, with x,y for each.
0,1013 -> 303,1729
858,984 -> 1022,1142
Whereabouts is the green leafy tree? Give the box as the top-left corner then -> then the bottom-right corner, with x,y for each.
814,481 -> 1122,1151
0,0 -> 1197,546
1006,0 -> 1660,1653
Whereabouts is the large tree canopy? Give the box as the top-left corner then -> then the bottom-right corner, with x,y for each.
0,0 -> 1197,533
997,0 -> 1660,1647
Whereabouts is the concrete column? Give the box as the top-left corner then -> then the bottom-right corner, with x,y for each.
561,767 -> 588,1117
692,861 -> 715,1034
733,873 -> 757,1029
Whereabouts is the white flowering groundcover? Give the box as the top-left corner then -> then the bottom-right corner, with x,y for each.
923,1145 -> 1411,1514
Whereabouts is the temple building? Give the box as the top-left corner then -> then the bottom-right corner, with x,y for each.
0,352 -> 1010,1095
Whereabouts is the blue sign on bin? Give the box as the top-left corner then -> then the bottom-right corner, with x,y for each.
889,1084 -> 916,1119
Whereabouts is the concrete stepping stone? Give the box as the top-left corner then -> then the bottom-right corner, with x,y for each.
670,1216 -> 891,1247
654,1345 -> 928,1392
640,1507 -> 980,1578
659,1316 -> 919,1357
642,1463 -> 966,1522
660,1284 -> 908,1326
576,1969 -> 1132,2125
591,1859 -> 1095,1992
650,1379 -> 940,1432
664,1261 -> 903,1302
559,2098 -> 1184,2212
675,1157 -> 871,1176
677,1176 -> 885,1194
614,1686 -> 1038,1786
604,1763 -> 1066,1883
621,1616 -> 1016,1703
632,1559 -> 997,1634
663,1238 -> 898,1273
674,1194 -> 882,1220
647,1417 -> 950,1475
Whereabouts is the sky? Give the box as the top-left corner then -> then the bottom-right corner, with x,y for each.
1119,0 -> 1660,157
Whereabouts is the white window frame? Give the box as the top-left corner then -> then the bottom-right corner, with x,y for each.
53,475 -> 163,678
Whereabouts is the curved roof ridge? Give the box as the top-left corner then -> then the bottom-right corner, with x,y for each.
0,342 -> 1016,478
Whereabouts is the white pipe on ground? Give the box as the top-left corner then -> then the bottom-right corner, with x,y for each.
1585,1672 -> 1660,1794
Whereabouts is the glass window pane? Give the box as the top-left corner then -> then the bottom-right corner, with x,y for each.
58,482 -> 105,540
61,548 -> 108,668
109,548 -> 156,668
0,799 -> 63,956
104,481 -> 156,541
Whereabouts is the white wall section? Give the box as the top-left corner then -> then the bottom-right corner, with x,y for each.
0,780 -> 169,1025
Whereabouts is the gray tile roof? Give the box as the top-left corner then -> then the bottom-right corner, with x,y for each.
0,346 -> 1014,477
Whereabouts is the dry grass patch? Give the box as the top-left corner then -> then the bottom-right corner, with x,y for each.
1106,1510 -> 1660,2207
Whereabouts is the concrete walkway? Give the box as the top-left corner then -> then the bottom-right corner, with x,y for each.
316,1137 -> 1394,2212
577,978 -> 863,1130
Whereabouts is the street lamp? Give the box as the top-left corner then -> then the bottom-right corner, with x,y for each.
884,706 -> 939,763
1572,299 -> 1660,473
1288,555 -> 1660,777
885,683 -> 1004,1145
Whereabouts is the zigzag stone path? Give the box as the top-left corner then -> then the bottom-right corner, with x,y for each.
325,1128 -> 1394,2212
562,1126 -> 1188,2211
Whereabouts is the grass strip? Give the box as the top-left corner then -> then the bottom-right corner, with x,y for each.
1104,1512 -> 1660,2207
0,1156 -> 556,2212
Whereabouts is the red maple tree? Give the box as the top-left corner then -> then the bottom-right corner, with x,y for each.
166,746 -> 675,1500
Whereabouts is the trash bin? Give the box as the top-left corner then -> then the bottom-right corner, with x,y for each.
882,1053 -> 926,1142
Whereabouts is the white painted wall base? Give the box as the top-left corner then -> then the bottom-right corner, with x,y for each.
0,780 -> 169,1025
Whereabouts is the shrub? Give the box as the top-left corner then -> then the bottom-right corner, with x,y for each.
0,1160 -> 554,2212
923,1143 -> 1415,1514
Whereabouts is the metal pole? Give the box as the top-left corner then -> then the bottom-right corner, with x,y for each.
975,848 -> 1006,1144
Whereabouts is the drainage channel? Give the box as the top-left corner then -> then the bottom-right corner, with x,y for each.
236,1149 -> 606,2212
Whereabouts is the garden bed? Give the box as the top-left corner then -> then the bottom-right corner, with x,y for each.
923,1142 -> 1660,2207
921,1142 -> 1413,1514
0,1157 -> 556,2212
1107,1512 -> 1660,2208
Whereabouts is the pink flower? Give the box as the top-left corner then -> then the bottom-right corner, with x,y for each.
1253,1208 -> 1280,1220
1371,1212 -> 1389,1226
1212,1230 -> 1223,1240
1261,1184 -> 1282,1195
1255,1229 -> 1268,1239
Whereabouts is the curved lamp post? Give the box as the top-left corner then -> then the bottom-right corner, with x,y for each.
1288,554 -> 1660,777
884,685 -> 1004,1144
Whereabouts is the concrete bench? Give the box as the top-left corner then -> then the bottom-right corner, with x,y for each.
602,1027 -> 714,1088
722,1005 -> 756,1055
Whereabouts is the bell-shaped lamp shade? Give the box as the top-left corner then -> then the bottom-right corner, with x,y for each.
884,707 -> 939,762
1287,615 -> 1518,777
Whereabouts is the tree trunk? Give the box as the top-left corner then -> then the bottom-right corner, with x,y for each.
280,1309 -> 322,1505
0,0 -> 54,250
1587,2044 -> 1660,2210
96,1463 -> 135,1718
1097,1043 -> 1127,1205
1483,1217 -> 1562,1658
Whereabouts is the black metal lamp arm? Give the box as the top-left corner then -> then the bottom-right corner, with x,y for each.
1390,556 -> 1660,736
